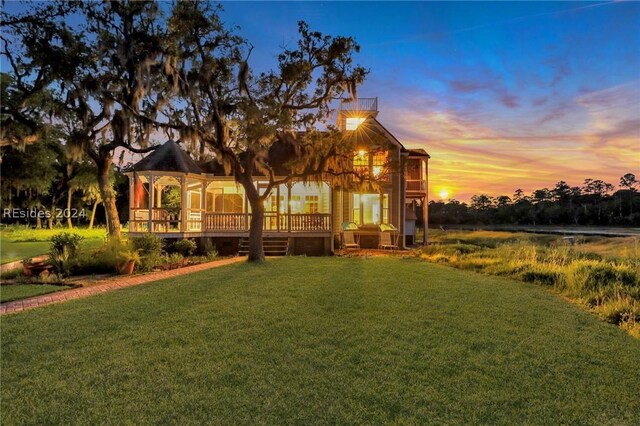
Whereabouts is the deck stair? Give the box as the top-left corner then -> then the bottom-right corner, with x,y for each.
239,237 -> 289,256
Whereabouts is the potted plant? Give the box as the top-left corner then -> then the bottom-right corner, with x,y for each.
167,252 -> 184,270
116,249 -> 140,275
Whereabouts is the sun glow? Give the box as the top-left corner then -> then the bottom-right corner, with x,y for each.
439,189 -> 449,199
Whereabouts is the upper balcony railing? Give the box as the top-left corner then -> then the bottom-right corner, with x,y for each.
339,97 -> 378,112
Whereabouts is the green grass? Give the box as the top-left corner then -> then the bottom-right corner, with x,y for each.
0,227 -> 109,263
0,284 -> 71,303
2,257 -> 639,424
418,230 -> 640,336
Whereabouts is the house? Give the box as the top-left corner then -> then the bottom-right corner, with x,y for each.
125,98 -> 429,255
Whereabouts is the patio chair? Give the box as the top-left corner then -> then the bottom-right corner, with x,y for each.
378,230 -> 398,250
342,230 -> 360,249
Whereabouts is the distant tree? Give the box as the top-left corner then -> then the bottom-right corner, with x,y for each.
513,188 -> 525,203
620,173 -> 638,216
496,195 -> 511,206
583,179 -> 614,223
0,131 -> 63,227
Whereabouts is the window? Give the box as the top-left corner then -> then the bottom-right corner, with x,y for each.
305,195 -> 319,213
353,150 -> 369,175
210,190 -> 243,213
189,191 -> 201,210
346,117 -> 366,130
372,151 -> 387,179
352,193 -> 390,225
352,194 -> 361,225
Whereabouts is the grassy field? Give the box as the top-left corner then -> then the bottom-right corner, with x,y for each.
419,230 -> 640,337
2,257 -> 639,424
0,226 -> 108,264
0,284 -> 72,303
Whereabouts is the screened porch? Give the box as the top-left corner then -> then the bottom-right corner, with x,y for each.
128,174 -> 332,234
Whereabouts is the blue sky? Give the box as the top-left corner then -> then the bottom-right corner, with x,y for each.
218,1 -> 640,200
5,1 -> 637,200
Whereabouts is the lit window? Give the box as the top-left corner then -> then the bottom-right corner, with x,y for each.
304,195 -> 319,214
346,117 -> 366,130
372,151 -> 388,180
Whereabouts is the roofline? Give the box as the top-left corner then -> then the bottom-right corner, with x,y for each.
367,117 -> 405,150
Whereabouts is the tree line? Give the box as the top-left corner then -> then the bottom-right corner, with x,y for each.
428,175 -> 640,227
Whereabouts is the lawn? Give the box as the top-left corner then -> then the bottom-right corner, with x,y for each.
2,257 -> 640,424
0,227 -> 108,264
0,284 -> 72,303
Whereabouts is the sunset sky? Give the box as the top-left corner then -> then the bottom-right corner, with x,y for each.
221,1 -> 640,202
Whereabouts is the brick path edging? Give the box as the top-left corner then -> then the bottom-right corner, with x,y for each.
1,256 -> 246,315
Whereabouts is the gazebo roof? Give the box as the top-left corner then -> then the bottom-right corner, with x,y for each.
130,140 -> 202,174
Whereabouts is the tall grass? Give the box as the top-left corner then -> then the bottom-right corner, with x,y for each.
417,231 -> 640,337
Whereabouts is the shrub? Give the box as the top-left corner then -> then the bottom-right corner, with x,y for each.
172,239 -> 197,257
50,233 -> 84,257
520,266 -> 564,286
70,251 -> 118,275
168,252 -> 184,264
0,268 -> 24,280
132,233 -> 164,256
49,233 -> 84,276
566,260 -> 638,293
596,297 -> 640,325
202,238 -> 217,258
132,234 -> 164,272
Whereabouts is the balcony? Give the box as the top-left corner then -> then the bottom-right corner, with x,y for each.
339,97 -> 378,112
406,179 -> 426,192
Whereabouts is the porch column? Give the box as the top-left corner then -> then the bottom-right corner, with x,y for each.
244,186 -> 249,230
181,175 -> 187,233
148,173 -> 154,232
276,184 -> 281,232
201,180 -> 206,231
128,175 -> 134,232
423,159 -> 429,245
379,191 -> 384,225
287,183 -> 292,232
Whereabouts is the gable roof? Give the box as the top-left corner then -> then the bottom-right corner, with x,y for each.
365,117 -> 405,150
406,148 -> 431,158
130,140 -> 202,174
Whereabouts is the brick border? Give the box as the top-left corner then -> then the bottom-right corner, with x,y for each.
1,256 -> 245,315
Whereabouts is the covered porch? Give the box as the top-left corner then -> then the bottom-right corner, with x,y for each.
126,142 -> 332,236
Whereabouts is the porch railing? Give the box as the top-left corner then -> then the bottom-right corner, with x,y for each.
204,213 -> 247,231
132,211 -> 332,233
406,180 -> 426,192
204,212 -> 331,232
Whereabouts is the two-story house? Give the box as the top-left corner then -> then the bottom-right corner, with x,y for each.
125,98 -> 429,255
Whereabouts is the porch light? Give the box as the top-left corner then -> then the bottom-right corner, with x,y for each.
373,166 -> 382,177
357,150 -> 366,158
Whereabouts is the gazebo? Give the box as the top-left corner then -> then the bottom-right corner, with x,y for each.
127,140 -> 206,235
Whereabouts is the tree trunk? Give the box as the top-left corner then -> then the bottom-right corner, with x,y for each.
66,188 -> 74,229
241,179 -> 265,262
89,199 -> 100,229
96,154 -> 121,239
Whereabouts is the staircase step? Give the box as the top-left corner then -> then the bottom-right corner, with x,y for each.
239,237 -> 289,256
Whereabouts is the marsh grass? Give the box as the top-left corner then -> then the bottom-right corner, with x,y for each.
418,231 -> 640,336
